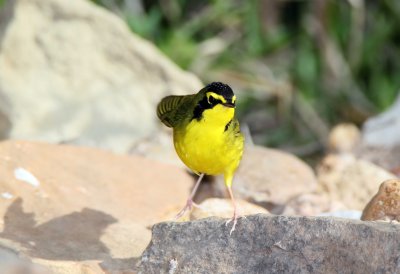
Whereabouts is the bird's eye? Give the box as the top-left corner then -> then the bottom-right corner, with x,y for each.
208,96 -> 216,105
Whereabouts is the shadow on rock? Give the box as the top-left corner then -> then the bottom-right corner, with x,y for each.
0,198 -> 117,261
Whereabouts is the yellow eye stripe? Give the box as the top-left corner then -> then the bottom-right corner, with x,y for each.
206,92 -> 227,104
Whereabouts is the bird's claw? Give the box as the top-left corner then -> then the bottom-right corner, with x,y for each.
174,199 -> 194,220
225,212 -> 244,235
225,217 -> 238,235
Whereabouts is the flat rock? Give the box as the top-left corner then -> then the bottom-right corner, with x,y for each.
139,215 -> 400,274
0,0 -> 202,153
0,140 -> 193,272
215,146 -> 318,213
362,179 -> 400,221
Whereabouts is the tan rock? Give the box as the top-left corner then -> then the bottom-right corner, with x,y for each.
317,154 -> 397,210
328,123 -> 360,153
31,259 -> 104,274
0,0 -> 202,153
361,179 -> 400,221
190,198 -> 269,220
217,145 -> 318,213
0,140 -> 193,272
283,192 -> 347,216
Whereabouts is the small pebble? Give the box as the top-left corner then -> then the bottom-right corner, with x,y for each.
14,167 -> 40,187
1,192 -> 13,199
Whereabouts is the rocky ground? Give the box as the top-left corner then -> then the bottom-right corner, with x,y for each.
0,0 -> 399,274
140,215 -> 400,274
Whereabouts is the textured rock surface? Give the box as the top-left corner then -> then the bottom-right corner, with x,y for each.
140,215 -> 400,274
317,154 -> 397,210
215,145 -> 318,213
0,0 -> 202,153
0,140 -> 194,272
362,179 -> 400,221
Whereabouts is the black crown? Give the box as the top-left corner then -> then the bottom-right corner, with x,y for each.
206,82 -> 234,99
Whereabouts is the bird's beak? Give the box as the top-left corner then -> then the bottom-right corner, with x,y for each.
222,101 -> 235,108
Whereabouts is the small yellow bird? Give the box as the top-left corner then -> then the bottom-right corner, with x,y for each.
157,82 -> 244,233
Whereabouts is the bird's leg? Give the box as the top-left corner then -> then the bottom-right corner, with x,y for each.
225,185 -> 239,235
175,173 -> 205,219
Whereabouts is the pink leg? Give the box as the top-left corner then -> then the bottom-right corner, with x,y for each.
175,173 -> 205,219
225,185 -> 239,235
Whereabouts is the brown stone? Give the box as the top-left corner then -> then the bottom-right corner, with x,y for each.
361,179 -> 400,221
0,140 -> 193,272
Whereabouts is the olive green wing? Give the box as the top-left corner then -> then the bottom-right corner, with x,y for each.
157,95 -> 194,128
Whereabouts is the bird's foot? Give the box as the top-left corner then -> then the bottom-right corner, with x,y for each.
174,199 -> 197,220
225,210 -> 245,235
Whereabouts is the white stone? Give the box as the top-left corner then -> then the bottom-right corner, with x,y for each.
14,167 -> 40,187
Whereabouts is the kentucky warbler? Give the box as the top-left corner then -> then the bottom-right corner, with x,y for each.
157,82 -> 244,234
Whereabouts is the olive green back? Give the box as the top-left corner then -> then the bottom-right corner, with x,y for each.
156,94 -> 196,128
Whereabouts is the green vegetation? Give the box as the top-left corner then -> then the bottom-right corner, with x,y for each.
93,0 -> 399,157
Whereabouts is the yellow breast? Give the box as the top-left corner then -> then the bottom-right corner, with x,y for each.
173,105 -> 244,176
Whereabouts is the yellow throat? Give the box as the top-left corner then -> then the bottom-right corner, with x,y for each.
173,101 -> 243,186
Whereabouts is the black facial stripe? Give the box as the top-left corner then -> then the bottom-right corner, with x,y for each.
192,95 -> 224,121
192,96 -> 211,120
224,119 -> 232,132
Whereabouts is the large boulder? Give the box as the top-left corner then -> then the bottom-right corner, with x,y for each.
0,140 -> 194,272
140,215 -> 400,273
0,0 -> 202,153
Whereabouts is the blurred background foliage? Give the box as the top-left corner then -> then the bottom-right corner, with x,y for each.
92,0 -> 399,158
